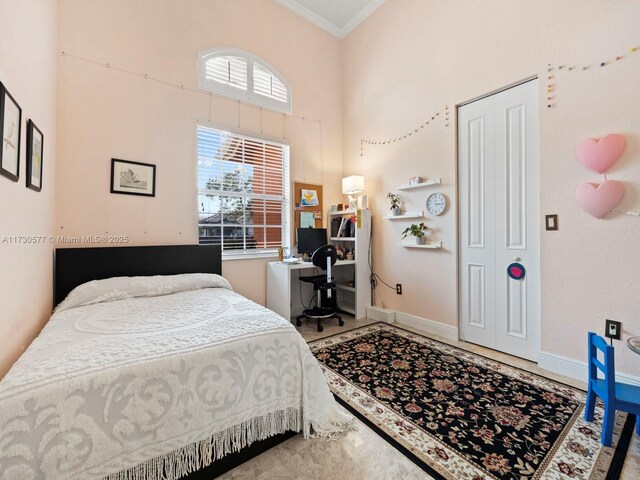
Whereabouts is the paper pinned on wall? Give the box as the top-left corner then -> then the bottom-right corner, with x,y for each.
300,211 -> 315,228
301,189 -> 319,206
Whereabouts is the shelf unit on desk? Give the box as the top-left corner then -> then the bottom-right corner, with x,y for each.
328,209 -> 371,318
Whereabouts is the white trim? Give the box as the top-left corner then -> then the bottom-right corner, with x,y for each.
197,121 -> 291,147
274,0 -> 342,38
341,0 -> 386,38
394,312 -> 459,341
538,351 -> 640,387
197,47 -> 292,114
274,0 -> 385,39
366,306 -> 395,324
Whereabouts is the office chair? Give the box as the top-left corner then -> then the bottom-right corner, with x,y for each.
296,244 -> 344,332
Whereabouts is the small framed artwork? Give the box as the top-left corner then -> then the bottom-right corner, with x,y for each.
0,82 -> 22,182
26,120 -> 44,191
110,158 -> 156,197
301,189 -> 319,206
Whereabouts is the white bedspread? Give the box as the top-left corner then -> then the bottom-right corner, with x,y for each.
0,275 -> 352,480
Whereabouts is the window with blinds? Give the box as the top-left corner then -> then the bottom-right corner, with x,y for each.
197,48 -> 292,114
198,125 -> 290,257
253,63 -> 288,103
204,55 -> 248,90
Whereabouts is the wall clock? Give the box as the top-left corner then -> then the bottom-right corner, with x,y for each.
426,192 -> 447,216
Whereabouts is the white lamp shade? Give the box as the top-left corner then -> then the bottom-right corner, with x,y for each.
342,175 -> 365,195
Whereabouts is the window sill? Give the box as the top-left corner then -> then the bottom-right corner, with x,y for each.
222,252 -> 279,261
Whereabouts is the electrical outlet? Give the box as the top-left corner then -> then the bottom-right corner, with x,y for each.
605,319 -> 622,341
396,284 -> 402,295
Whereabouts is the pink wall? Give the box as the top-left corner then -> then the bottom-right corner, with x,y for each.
4,0 -> 638,380
56,0 -> 344,305
342,0 -> 640,376
0,0 -> 58,378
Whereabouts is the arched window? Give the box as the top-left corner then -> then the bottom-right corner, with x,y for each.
198,48 -> 292,114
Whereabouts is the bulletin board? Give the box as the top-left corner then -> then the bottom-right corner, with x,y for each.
293,182 -> 323,237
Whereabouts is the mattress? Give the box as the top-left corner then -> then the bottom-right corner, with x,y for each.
0,274 -> 352,480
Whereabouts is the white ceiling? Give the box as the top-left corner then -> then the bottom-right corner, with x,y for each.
274,0 -> 385,39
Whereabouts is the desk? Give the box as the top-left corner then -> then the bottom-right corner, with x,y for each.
266,259 -> 358,322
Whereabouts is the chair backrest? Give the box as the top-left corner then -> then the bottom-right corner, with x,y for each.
311,244 -> 337,270
587,331 -> 615,401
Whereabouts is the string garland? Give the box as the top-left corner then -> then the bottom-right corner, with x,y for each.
60,51 -> 323,126
547,41 -> 640,219
61,50 -> 327,186
359,105 -> 449,157
546,43 -> 640,108
358,42 -> 639,150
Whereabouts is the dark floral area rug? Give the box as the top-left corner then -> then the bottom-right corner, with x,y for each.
309,323 -> 634,480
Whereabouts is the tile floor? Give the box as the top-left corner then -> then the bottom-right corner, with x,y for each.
218,317 -> 640,480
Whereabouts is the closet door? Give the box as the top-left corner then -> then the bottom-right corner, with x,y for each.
458,95 -> 497,350
493,80 -> 540,361
458,79 -> 540,361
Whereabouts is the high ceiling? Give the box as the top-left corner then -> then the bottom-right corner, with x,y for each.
274,0 -> 385,39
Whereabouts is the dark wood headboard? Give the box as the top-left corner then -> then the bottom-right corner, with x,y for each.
54,244 -> 222,307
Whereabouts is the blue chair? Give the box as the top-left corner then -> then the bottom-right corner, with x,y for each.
584,332 -> 640,446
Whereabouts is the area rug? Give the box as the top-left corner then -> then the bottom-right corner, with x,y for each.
309,323 -> 634,480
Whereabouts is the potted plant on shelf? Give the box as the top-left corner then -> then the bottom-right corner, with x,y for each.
401,222 -> 428,245
387,193 -> 401,216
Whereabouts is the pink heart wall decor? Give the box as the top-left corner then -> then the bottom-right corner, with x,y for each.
576,134 -> 626,173
575,180 -> 625,218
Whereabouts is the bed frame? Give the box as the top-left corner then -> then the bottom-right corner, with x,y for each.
53,244 -> 297,479
54,244 -> 223,307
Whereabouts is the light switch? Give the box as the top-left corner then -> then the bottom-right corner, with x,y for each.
545,214 -> 558,231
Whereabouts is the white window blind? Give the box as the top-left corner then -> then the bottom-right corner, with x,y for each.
204,55 -> 248,90
197,48 -> 292,114
198,125 -> 290,257
253,63 -> 288,102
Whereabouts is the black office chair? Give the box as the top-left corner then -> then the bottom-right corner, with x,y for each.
296,244 -> 344,332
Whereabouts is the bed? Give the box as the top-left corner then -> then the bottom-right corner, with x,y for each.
0,245 -> 352,480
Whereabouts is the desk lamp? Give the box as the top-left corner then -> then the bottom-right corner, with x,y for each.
342,175 -> 365,209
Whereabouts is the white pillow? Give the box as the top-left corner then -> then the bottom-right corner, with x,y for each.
55,273 -> 232,313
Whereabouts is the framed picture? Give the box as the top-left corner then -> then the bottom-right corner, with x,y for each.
300,188 -> 319,206
110,158 -> 156,197
0,82 -> 22,182
26,120 -> 44,191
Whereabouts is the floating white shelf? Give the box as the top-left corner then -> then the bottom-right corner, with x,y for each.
329,209 -> 358,216
383,211 -> 424,220
399,241 -> 443,249
330,237 -> 355,241
396,178 -> 442,191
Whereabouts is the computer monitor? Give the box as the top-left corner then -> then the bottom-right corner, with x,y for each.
297,228 -> 327,256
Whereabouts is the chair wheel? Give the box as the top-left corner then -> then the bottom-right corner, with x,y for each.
296,319 -> 302,327
317,324 -> 324,332
339,319 -> 344,327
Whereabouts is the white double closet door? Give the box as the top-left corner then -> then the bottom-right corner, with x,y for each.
458,79 -> 540,362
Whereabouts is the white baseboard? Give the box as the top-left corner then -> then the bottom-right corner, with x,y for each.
538,351 -> 640,387
394,312 -> 459,341
366,306 -> 396,323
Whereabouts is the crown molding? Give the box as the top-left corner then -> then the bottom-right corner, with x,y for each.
274,0 -> 385,39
